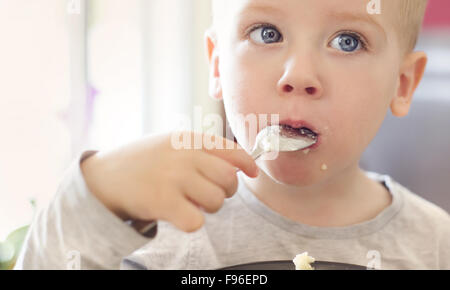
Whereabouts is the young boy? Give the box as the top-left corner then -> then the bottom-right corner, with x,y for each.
16,0 -> 449,270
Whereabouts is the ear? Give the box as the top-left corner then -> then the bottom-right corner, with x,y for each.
204,28 -> 223,101
390,51 -> 428,117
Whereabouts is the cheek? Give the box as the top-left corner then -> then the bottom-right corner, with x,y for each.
220,49 -> 279,150
327,59 -> 398,154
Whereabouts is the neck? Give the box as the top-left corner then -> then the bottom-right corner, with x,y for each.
242,163 -> 392,227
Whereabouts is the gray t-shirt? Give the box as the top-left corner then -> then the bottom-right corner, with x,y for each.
15,150 -> 450,270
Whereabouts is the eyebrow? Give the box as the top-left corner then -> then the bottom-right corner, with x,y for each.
327,11 -> 387,39
238,3 -> 284,17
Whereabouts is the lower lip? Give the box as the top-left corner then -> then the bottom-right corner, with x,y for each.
308,135 -> 321,150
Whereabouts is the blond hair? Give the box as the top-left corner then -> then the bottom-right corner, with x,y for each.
397,0 -> 429,53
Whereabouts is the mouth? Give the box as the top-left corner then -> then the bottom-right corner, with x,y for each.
277,120 -> 321,149
280,125 -> 318,141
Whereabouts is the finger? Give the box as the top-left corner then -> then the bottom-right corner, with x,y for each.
194,151 -> 238,198
162,195 -> 205,233
183,172 -> 226,213
201,134 -> 259,178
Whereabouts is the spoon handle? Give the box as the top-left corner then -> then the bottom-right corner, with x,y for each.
250,147 -> 265,160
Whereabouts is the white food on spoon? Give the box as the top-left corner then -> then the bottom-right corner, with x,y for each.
258,126 -> 316,153
245,125 -> 318,162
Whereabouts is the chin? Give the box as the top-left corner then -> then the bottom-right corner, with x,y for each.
259,153 -> 324,186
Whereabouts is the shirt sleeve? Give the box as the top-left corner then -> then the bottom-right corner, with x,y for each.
14,150 -> 154,270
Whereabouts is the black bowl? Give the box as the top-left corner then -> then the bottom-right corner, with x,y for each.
219,260 -> 366,270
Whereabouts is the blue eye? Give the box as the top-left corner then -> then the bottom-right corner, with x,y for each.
330,33 -> 363,52
249,25 -> 282,44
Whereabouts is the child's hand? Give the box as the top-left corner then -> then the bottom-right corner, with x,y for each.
80,132 -> 259,233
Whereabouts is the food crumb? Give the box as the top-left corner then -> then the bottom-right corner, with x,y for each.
303,149 -> 310,155
321,163 -> 328,171
293,252 -> 315,270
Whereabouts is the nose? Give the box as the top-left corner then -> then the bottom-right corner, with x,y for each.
277,56 -> 323,99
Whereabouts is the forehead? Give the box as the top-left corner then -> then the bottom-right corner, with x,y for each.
215,0 -> 395,29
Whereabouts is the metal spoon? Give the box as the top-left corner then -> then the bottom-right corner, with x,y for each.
249,125 -> 317,160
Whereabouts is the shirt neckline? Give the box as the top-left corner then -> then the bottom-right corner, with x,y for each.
236,171 -> 404,239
